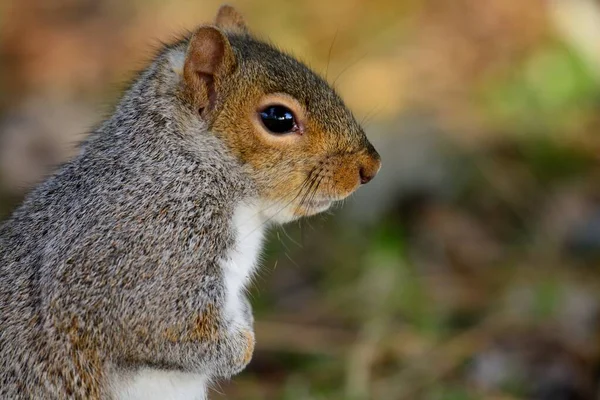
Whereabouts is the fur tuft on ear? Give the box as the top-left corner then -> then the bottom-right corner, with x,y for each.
183,26 -> 235,113
215,5 -> 248,34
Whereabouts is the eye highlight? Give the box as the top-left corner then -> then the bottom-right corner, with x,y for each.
259,105 -> 298,134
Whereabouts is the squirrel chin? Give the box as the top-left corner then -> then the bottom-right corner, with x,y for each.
295,200 -> 334,217
254,199 -> 334,224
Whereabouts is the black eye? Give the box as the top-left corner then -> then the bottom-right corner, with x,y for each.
259,105 -> 297,134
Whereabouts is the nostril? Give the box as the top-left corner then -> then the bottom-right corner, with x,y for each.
359,167 -> 373,184
357,146 -> 381,185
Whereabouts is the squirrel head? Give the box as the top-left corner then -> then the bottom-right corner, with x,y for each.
180,5 -> 381,222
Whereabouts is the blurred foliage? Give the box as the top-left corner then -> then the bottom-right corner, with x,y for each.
481,42 -> 599,135
2,0 -> 600,399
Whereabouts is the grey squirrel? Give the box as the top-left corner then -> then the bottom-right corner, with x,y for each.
0,5 -> 381,400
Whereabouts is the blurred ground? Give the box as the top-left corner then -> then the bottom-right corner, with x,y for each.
1,1 -> 600,399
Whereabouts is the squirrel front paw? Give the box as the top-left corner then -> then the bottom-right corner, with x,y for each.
237,327 -> 255,368
210,326 -> 255,378
155,303 -> 255,378
214,296 -> 254,376
193,301 -> 255,377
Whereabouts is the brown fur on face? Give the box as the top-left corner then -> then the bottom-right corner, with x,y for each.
184,9 -> 381,220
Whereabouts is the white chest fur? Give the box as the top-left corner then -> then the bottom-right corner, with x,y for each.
109,369 -> 207,400
222,202 -> 266,319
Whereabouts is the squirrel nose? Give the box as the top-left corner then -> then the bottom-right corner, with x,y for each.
359,167 -> 374,184
358,149 -> 381,185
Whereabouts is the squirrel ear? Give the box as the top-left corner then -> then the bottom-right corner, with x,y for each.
184,26 -> 235,112
215,5 -> 248,34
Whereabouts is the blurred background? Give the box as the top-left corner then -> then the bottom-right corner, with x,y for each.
1,0 -> 600,399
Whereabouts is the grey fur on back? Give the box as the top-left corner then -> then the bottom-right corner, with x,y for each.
0,39 -> 254,398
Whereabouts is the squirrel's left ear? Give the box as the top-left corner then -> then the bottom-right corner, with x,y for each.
184,26 -> 235,114
215,5 -> 248,34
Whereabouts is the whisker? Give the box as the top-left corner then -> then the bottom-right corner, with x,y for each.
361,105 -> 384,127
240,170 -> 317,240
240,171 -> 314,225
297,174 -> 325,229
294,172 -> 320,216
284,251 -> 301,269
332,52 -> 368,87
306,175 -> 324,209
280,225 -> 302,248
325,29 -> 338,81
276,229 -> 294,255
